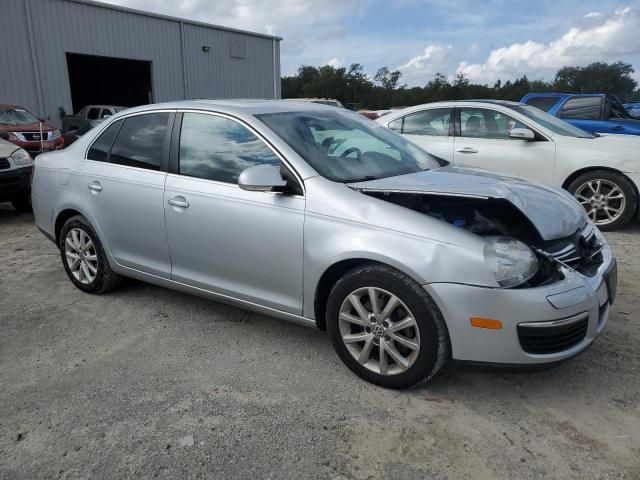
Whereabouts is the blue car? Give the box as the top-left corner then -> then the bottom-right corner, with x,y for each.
624,101 -> 640,119
520,93 -> 640,136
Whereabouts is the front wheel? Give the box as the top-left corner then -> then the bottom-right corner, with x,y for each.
568,170 -> 637,230
326,264 -> 450,389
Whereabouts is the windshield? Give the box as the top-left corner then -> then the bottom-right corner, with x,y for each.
0,108 -> 39,126
510,105 -> 596,138
257,110 -> 441,183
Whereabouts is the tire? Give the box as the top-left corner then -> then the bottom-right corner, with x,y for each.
567,170 -> 637,231
11,194 -> 32,213
326,263 -> 450,389
59,215 -> 121,294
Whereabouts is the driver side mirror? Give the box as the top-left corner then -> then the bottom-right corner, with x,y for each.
509,127 -> 535,141
238,164 -> 287,192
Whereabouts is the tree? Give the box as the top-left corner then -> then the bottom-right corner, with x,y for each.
281,60 -> 639,109
374,66 -> 403,90
554,62 -> 637,99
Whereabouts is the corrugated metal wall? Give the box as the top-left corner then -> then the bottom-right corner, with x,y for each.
0,0 -> 281,127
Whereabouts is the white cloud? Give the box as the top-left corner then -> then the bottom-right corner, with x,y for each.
457,7 -> 640,83
325,57 -> 344,68
398,45 -> 452,85
584,11 -> 603,19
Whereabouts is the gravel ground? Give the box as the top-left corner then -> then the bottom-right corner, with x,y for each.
1,205 -> 638,480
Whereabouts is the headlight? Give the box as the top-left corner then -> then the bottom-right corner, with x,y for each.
483,236 -> 538,288
4,131 -> 21,141
11,149 -> 33,165
50,129 -> 62,140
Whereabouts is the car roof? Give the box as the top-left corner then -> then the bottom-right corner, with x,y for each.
113,99 -> 343,116
524,92 -> 606,98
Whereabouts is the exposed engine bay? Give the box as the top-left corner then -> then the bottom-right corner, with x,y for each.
362,190 -> 605,280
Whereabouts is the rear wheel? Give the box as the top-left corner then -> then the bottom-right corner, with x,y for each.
59,215 -> 121,293
568,170 -> 637,230
326,264 -> 450,389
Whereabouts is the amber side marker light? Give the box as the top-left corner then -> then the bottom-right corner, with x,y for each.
470,317 -> 503,330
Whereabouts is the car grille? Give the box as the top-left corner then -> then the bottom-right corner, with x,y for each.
19,131 -> 48,142
0,158 -> 9,170
518,314 -> 589,354
542,224 -> 603,276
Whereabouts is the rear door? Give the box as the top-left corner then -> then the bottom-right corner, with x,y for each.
386,108 -> 454,161
163,112 -> 305,314
82,112 -> 174,278
452,107 -> 556,183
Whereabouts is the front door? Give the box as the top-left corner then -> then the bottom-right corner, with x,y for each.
81,112 -> 173,278
164,112 -> 305,314
452,107 -> 556,184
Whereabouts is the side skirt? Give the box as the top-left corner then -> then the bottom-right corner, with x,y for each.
112,264 -> 318,329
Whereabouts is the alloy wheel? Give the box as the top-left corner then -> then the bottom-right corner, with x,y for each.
574,179 -> 626,226
338,287 -> 421,376
64,228 -> 98,284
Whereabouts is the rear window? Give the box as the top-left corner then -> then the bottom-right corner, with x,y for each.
523,97 -> 559,112
560,97 -> 602,120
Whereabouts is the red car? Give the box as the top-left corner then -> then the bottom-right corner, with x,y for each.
0,104 -> 64,155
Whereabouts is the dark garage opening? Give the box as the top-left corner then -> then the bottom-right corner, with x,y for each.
66,53 -> 153,113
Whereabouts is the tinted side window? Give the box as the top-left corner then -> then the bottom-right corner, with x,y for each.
401,109 -> 452,136
87,120 -> 122,162
524,97 -> 559,112
179,113 -> 280,184
460,108 -> 526,139
109,113 -> 170,170
87,108 -> 101,120
560,97 -> 602,120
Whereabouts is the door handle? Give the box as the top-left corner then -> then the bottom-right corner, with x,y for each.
168,196 -> 189,209
457,147 -> 478,154
611,126 -> 624,131
87,181 -> 103,192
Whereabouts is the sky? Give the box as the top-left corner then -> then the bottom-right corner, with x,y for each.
101,0 -> 640,87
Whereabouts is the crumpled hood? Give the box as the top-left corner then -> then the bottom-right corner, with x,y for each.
348,166 -> 587,241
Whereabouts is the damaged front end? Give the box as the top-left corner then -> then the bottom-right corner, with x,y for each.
354,188 -> 605,288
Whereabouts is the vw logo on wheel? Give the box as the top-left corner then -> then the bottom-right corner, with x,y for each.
372,324 -> 385,338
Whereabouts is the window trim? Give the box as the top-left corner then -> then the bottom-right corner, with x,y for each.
170,109 -> 306,196
559,96 -> 604,121
84,110 -> 176,173
454,107 -> 549,142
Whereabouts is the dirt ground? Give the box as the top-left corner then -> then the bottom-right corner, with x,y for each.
0,204 -> 638,480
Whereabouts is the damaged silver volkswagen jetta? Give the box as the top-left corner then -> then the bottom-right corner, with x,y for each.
32,100 -> 617,388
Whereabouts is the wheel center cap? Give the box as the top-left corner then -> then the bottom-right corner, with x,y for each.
372,324 -> 385,338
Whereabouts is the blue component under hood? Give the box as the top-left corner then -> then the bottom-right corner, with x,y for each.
347,166 -> 587,241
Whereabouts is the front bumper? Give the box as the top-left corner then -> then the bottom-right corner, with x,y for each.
425,246 -> 616,365
0,166 -> 32,202
13,138 -> 64,155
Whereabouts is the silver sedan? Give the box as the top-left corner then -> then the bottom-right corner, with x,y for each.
32,100 -> 616,388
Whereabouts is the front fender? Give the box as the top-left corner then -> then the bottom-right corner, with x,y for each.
301,211 -> 495,319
